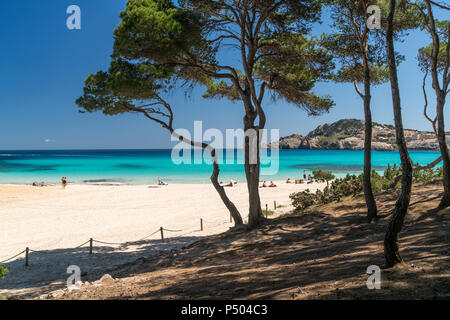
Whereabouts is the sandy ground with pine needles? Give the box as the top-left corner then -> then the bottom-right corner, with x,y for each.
41,181 -> 450,300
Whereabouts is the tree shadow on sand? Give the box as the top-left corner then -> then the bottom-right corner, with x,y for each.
0,235 -> 203,298
96,186 -> 449,300
5,184 -> 449,300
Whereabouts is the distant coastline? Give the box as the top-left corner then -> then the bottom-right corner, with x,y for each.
265,119 -> 450,151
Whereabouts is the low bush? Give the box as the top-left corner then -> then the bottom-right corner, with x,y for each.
0,265 -> 8,280
290,163 -> 442,212
312,170 -> 335,186
290,174 -> 362,211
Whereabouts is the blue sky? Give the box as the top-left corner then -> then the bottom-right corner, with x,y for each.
0,0 -> 448,150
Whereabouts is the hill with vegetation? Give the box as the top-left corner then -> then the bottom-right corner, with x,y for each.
266,119 -> 448,151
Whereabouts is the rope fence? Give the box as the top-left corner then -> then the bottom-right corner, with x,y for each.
74,239 -> 92,249
162,228 -> 184,233
0,201 -> 282,267
0,223 -> 227,267
0,250 -> 26,265
91,240 -> 126,246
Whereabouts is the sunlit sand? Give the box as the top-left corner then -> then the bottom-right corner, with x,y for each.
0,181 -> 326,297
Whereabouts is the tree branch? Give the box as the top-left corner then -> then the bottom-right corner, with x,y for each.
130,95 -> 244,225
354,80 -> 365,99
390,155 -> 444,189
422,70 -> 438,134
428,0 -> 450,10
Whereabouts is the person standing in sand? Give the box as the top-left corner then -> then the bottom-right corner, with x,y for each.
61,177 -> 67,189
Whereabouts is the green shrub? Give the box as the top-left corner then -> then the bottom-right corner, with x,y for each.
290,164 -> 443,212
313,170 -> 335,186
0,265 -> 8,280
290,174 -> 363,212
413,166 -> 442,184
290,189 -> 317,211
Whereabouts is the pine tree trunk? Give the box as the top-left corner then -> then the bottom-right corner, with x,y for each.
246,162 -> 263,228
384,0 -> 413,268
244,119 -> 264,229
425,1 -> 450,208
436,95 -> 450,207
363,57 -> 378,223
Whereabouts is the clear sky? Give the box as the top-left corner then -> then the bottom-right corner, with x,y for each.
0,0 -> 448,150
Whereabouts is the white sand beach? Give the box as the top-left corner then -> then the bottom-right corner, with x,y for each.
0,181 -> 326,297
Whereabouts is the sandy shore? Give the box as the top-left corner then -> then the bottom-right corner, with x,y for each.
0,181 -> 326,297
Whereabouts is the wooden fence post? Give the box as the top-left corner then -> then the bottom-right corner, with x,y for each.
25,247 -> 29,267
265,204 -> 268,218
160,227 -> 164,242
200,218 -> 203,231
89,238 -> 93,255
274,200 -> 277,210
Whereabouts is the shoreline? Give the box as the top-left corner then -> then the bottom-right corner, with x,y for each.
0,179 -> 322,186
1,149 -> 443,187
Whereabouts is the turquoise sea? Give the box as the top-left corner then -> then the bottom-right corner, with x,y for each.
0,149 -> 442,185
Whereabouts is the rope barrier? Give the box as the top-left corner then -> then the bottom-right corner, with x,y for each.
0,207 -> 274,266
74,240 -> 92,249
92,239 -> 126,246
0,225 -> 194,266
162,228 -> 184,233
137,228 -> 163,241
0,250 -> 26,264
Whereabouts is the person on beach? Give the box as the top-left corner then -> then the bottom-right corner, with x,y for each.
261,181 -> 267,188
286,178 -> 292,184
308,174 -> 311,181
303,170 -> 307,180
157,177 -> 168,186
223,180 -> 234,187
32,181 -> 38,186
61,177 -> 67,189
269,181 -> 277,188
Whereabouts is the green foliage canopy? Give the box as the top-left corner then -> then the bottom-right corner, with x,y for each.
418,20 -> 449,73
76,58 -> 176,130
85,0 -> 336,118
323,0 -> 422,86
